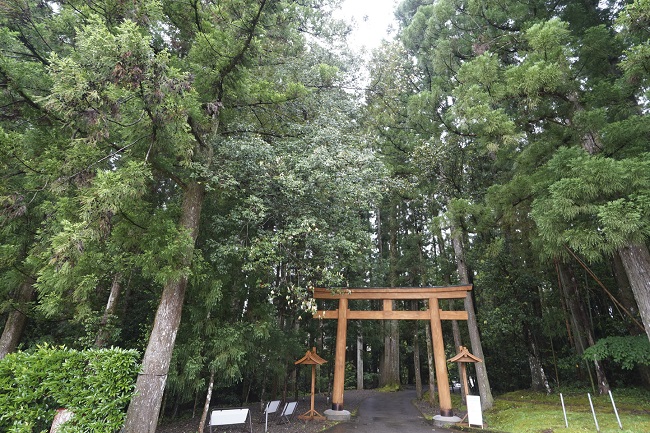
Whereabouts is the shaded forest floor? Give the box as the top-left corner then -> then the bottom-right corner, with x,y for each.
157,389 -> 379,433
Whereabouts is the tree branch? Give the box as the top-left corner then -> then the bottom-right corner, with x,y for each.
216,0 -> 268,101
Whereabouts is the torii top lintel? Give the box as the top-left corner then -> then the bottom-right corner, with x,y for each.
312,285 -> 471,300
312,285 -> 472,321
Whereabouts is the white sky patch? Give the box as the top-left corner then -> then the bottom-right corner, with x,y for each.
335,0 -> 399,53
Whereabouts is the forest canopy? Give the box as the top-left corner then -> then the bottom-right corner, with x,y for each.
1,0 -> 649,432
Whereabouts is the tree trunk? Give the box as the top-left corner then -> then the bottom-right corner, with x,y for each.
424,322 -> 436,405
611,252 -> 638,321
0,280 -> 34,359
557,262 -> 610,394
591,352 -> 610,395
558,264 -> 588,355
464,292 -> 494,409
413,321 -> 423,399
95,272 -> 122,348
451,224 -> 493,410
356,332 -> 364,390
525,325 -> 551,393
449,300 -> 465,404
379,317 -> 400,387
440,222 -> 465,402
618,243 -> 650,344
198,369 -> 215,433
123,180 -> 205,433
413,220 -> 424,400
379,204 -> 400,388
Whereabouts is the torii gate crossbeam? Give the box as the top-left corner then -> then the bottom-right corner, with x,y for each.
313,286 -> 472,418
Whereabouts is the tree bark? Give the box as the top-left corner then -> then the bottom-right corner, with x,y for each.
379,204 -> 400,388
558,264 -> 588,355
356,332 -> 364,390
413,320 -> 423,399
0,280 -> 35,359
611,252 -> 638,322
451,224 -> 493,410
449,300 -> 465,404
123,180 -> 205,433
424,322 -> 436,405
290,320 -> 300,401
463,292 -> 494,408
411,299 -> 423,396
618,243 -> 650,344
379,316 -> 400,387
439,221 -> 466,402
557,262 -> 610,394
198,369 -> 215,433
95,272 -> 122,348
525,325 -> 551,393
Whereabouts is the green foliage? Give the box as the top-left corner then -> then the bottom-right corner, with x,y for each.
344,361 -> 356,390
617,0 -> 650,98
532,148 -> 650,260
583,336 -> 650,370
0,345 -> 139,433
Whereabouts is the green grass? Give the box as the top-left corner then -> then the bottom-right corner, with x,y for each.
376,384 -> 401,393
480,388 -> 650,433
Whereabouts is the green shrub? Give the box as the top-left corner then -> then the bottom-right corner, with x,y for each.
0,345 -> 139,433
583,336 -> 650,370
344,361 -> 356,389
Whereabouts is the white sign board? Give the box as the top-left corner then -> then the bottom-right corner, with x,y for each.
282,401 -> 297,416
467,395 -> 483,428
265,400 -> 280,415
210,408 -> 249,426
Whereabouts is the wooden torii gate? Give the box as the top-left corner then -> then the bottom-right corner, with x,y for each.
313,285 -> 472,418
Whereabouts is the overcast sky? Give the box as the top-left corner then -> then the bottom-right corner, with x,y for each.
334,0 -> 400,52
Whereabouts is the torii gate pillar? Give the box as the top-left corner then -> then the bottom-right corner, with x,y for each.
313,286 -> 472,421
429,296 -> 454,417
332,298 -> 348,411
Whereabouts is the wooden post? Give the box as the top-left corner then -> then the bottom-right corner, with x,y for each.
460,360 -> 468,400
332,298 -> 348,411
311,365 -> 316,413
430,297 -> 453,417
295,347 -> 326,421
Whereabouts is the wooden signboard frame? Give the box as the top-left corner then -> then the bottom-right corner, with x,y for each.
313,285 -> 472,417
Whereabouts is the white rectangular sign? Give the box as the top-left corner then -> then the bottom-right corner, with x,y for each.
467,395 -> 483,428
210,408 -> 249,426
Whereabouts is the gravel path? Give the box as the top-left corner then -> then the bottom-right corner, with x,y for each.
324,389 -> 453,433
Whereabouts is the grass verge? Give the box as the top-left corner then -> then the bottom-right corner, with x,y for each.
479,388 -> 650,433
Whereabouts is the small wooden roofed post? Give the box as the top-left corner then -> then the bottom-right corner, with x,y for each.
448,346 -> 482,401
295,347 -> 327,365
312,285 -> 472,420
295,347 -> 327,421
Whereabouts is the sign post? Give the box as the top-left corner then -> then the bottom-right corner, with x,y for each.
295,347 -> 327,421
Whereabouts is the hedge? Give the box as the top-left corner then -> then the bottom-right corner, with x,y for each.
0,345 -> 140,433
